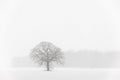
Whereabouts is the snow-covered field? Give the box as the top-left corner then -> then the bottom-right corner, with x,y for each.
1,68 -> 120,80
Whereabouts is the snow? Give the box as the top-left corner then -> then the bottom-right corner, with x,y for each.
1,68 -> 120,80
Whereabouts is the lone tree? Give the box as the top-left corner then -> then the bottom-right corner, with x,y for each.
30,41 -> 64,71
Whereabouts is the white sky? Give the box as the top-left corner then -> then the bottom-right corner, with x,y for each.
0,0 -> 120,68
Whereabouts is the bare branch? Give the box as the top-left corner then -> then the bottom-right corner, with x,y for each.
30,41 -> 64,71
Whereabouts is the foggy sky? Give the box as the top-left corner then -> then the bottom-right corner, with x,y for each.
0,0 -> 120,68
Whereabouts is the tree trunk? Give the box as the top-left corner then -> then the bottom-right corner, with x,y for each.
46,61 -> 50,71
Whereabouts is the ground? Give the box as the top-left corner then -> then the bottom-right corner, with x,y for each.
1,68 -> 120,80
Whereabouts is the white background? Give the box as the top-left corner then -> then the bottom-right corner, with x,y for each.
0,0 -> 120,68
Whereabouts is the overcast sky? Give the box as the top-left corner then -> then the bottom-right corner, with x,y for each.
1,0 -> 120,68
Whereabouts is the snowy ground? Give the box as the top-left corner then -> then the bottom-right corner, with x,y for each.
1,68 -> 120,80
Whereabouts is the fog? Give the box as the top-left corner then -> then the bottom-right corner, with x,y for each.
1,0 -> 120,68
12,50 -> 120,68
1,0 -> 120,79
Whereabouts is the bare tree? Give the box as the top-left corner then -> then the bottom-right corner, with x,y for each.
30,41 -> 64,71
